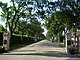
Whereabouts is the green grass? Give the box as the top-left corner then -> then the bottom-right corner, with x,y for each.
59,43 -> 65,47
0,31 -> 4,33
10,42 -> 34,50
13,34 -> 28,37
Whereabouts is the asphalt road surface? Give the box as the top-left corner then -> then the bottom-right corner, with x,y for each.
0,40 -> 80,60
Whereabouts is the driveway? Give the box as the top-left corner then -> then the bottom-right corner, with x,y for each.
0,40 -> 80,60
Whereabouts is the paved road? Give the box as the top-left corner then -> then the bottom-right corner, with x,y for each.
0,40 -> 80,60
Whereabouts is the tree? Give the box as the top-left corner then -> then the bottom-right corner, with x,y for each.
17,20 -> 28,43
45,10 -> 76,41
0,0 -> 58,41
14,15 -> 44,41
0,0 -> 27,41
27,17 -> 44,39
55,0 -> 80,29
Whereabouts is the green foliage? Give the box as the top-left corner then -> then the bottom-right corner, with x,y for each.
1,0 -> 79,41
0,0 -> 28,32
0,24 -> 6,32
57,0 -> 80,28
27,19 -> 44,39
45,10 -> 76,39
0,0 -> 46,36
59,43 -> 65,47
14,16 -> 44,39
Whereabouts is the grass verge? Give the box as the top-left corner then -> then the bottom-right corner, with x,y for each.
10,42 -> 34,50
59,43 -> 65,48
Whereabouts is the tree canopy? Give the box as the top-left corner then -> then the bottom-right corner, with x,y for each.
45,0 -> 80,39
0,0 -> 80,40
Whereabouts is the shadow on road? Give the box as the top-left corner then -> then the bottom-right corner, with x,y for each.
1,50 -> 80,58
1,40 -> 80,59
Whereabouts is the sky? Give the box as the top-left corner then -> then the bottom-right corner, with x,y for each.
0,0 -> 11,27
0,0 -> 57,36
0,0 -> 10,3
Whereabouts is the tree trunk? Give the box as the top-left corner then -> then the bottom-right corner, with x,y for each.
21,30 -> 24,44
9,30 -> 13,48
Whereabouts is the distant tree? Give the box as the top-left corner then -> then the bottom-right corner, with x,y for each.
17,20 -> 27,43
29,18 -> 44,39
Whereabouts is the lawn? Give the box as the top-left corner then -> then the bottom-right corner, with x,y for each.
59,43 -> 65,48
10,42 -> 34,50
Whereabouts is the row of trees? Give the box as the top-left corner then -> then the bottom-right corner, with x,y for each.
0,0 -> 45,41
0,0 -> 80,41
45,10 -> 75,39
45,0 -> 80,40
